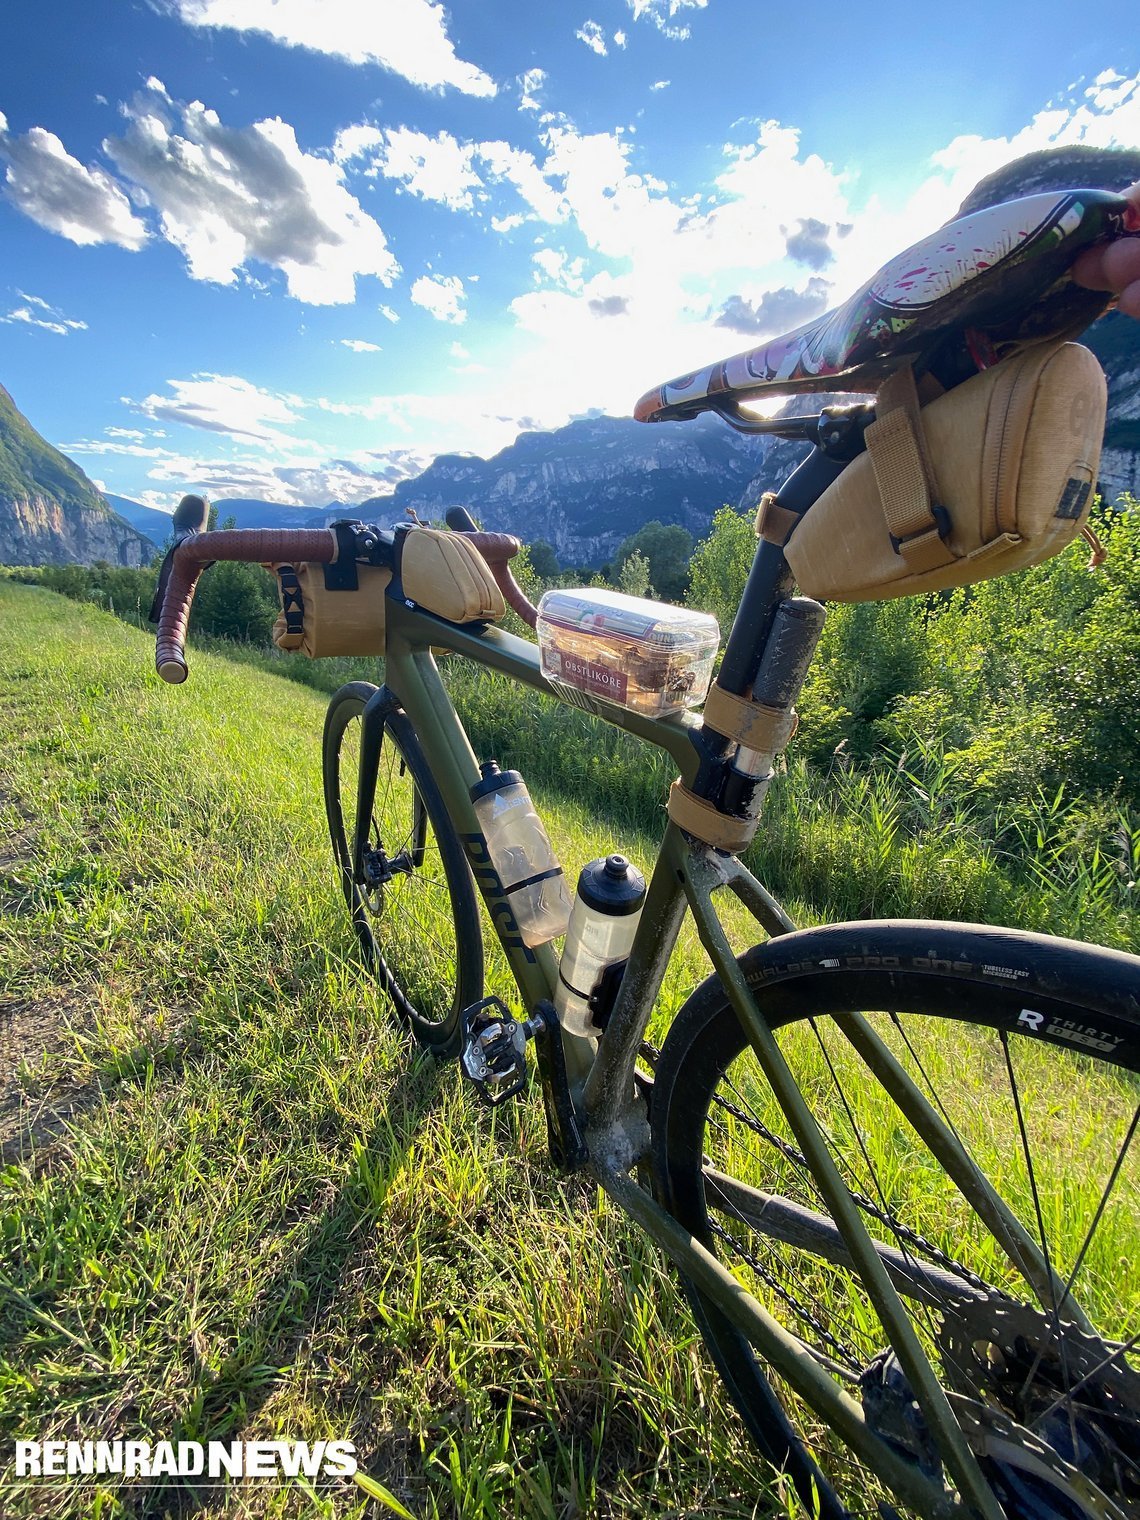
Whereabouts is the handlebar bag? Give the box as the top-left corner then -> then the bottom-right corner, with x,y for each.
398,527 -> 506,623
783,340 -> 1106,603
268,561 -> 391,657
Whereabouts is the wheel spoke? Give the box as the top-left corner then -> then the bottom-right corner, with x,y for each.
322,684 -> 480,1050
651,934 -> 1140,1518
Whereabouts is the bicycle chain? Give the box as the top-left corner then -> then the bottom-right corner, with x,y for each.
706,1078 -> 998,1295
709,1219 -> 862,1370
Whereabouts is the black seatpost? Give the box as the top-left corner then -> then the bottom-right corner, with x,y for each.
716,445 -> 851,697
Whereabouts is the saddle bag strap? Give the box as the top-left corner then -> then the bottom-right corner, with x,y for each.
702,683 -> 798,752
667,781 -> 760,854
866,364 -> 957,576
754,492 -> 801,547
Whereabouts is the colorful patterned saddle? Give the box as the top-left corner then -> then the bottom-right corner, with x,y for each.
634,189 -> 1132,423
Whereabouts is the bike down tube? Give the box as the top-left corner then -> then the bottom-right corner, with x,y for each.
382,623 -> 561,1023
680,857 -> 1007,1520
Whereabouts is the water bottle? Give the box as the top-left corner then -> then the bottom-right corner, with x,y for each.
470,762 -> 572,946
554,854 -> 646,1038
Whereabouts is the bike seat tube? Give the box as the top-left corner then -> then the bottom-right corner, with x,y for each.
717,446 -> 848,698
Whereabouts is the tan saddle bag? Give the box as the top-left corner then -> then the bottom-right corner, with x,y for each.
781,340 -> 1107,603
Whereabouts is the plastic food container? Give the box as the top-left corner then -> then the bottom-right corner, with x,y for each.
536,589 -> 719,718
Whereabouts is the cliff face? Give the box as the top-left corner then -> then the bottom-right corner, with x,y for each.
363,413 -> 762,564
0,384 -> 154,567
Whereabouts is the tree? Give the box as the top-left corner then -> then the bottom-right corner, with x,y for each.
687,505 -> 755,637
528,539 -> 560,581
618,549 -> 653,598
613,521 -> 693,602
191,560 -> 279,643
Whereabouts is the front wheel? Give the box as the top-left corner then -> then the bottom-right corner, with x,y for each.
651,920 -> 1140,1519
322,681 -> 482,1057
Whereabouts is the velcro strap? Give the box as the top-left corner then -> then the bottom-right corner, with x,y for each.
702,684 -> 798,752
667,781 -> 760,853
867,365 -> 956,575
754,492 -> 800,546
275,566 -> 305,648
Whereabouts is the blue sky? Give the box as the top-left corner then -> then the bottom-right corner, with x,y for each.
1,1 -> 1137,511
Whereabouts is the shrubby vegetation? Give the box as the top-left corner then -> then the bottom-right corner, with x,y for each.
6,493 -> 1137,946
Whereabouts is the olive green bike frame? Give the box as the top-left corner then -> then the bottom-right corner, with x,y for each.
378,593 -> 1050,1517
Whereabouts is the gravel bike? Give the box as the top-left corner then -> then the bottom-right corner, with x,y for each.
151,187 -> 1140,1519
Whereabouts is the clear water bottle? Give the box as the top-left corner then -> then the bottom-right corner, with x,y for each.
470,762 -> 572,946
555,854 -> 646,1037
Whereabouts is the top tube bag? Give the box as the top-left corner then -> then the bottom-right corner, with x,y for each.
780,339 -> 1107,603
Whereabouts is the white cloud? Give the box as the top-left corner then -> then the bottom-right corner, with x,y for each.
540,126 -> 679,259
344,126 -> 483,210
105,87 -> 399,303
650,80 -> 670,91
87,442 -> 406,505
628,0 -> 707,36
410,273 -> 467,324
478,140 -> 566,222
614,30 -> 628,46
492,213 -> 525,233
63,437 -> 175,458
127,373 -> 307,446
925,73 -> 1140,218
0,115 -> 147,248
2,294 -> 88,335
379,305 -> 400,322
171,0 -> 496,97
577,21 -> 608,56
331,123 -> 384,163
519,69 -> 546,112
339,339 -> 382,352
532,248 -> 586,290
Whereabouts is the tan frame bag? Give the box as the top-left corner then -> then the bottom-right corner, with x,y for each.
782,340 -> 1107,603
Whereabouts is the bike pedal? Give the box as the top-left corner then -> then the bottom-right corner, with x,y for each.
459,996 -> 535,1107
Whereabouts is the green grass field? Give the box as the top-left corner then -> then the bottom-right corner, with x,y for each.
2,580 -> 1137,1520
0,582 -> 779,1520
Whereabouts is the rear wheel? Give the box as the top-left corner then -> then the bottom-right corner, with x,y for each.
323,681 -> 482,1056
651,921 -> 1140,1519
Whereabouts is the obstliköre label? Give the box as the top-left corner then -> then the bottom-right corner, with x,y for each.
550,650 -> 628,703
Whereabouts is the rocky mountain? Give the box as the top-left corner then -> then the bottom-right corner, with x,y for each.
0,387 -> 155,567
1087,313 -> 1140,500
359,411 -> 764,564
955,145 -> 1140,217
105,493 -> 176,546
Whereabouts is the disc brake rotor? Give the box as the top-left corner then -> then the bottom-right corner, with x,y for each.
938,1295 -> 1140,1518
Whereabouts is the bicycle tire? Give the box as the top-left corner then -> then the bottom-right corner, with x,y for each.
323,681 -> 482,1057
651,919 -> 1140,1519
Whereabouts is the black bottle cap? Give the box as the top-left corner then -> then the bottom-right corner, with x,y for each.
470,759 -> 524,801
576,853 -> 646,915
